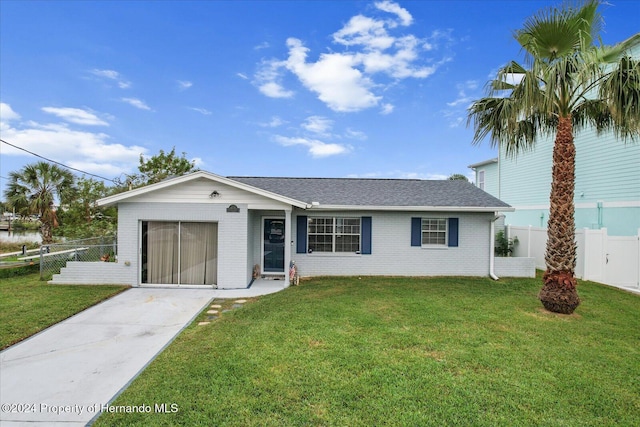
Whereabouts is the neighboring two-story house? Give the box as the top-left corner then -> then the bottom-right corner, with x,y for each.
469,36 -> 640,237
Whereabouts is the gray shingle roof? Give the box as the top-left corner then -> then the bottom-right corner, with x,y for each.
228,176 -> 510,209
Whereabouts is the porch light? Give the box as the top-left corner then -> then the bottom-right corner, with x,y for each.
209,190 -> 220,198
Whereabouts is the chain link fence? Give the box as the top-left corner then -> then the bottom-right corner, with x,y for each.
38,236 -> 117,280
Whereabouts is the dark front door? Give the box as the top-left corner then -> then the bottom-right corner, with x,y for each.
263,218 -> 285,273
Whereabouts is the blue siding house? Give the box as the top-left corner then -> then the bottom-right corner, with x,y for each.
469,36 -> 640,236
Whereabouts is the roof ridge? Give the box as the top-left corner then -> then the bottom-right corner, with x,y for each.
228,176 -> 437,182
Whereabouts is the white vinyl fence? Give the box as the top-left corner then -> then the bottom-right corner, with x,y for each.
507,225 -> 640,292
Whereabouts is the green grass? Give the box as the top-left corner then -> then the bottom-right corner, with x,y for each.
0,272 -> 128,349
93,276 -> 638,426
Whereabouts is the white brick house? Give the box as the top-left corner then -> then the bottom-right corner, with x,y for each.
53,171 -> 517,288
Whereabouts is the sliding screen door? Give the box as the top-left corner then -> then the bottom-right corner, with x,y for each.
180,222 -> 218,285
142,221 -> 218,285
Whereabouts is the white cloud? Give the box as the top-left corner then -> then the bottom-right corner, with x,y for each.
445,80 -> 479,127
0,102 -> 20,122
380,103 -> 394,115
259,81 -> 294,98
121,97 -> 152,111
375,0 -> 413,26
259,116 -> 287,128
254,1 -> 450,113
345,128 -> 367,140
178,80 -> 193,90
254,59 -> 294,98
237,72 -> 249,80
1,105 -> 146,177
90,68 -> 131,89
41,107 -> 109,126
448,117 -> 465,128
285,38 -> 380,112
1,103 -> 21,133
301,116 -> 333,135
333,15 -> 395,50
188,107 -> 212,115
273,135 -> 351,158
254,41 -> 270,50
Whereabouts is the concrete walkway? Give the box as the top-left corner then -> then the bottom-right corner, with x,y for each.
0,281 -> 287,426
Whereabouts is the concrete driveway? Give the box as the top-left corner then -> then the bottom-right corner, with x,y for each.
0,288 -> 216,426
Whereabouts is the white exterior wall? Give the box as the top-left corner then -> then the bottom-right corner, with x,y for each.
117,202 -> 249,288
50,262 -> 133,285
109,177 -> 292,289
292,210 -> 494,277
494,257 -> 536,278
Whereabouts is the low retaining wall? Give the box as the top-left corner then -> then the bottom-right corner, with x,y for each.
49,261 -> 133,285
495,257 -> 536,278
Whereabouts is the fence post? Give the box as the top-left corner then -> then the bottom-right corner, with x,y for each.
637,229 -> 640,290
39,246 -> 45,280
601,228 -> 608,285
527,225 -> 532,258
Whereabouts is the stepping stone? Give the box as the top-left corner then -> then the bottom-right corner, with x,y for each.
198,322 -> 210,326
207,310 -> 219,314
210,304 -> 222,308
207,315 -> 218,320
234,299 -> 247,304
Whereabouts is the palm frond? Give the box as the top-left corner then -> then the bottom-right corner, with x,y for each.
467,96 -> 542,156
598,56 -> 640,140
516,0 -> 601,63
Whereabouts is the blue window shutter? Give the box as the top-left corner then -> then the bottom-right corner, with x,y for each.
411,217 -> 421,247
448,218 -> 459,247
361,217 -> 372,254
296,216 -> 307,254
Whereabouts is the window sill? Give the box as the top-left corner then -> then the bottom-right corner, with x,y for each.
420,245 -> 449,250
305,252 -> 362,257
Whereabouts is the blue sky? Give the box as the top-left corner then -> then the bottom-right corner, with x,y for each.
1,0 -> 638,195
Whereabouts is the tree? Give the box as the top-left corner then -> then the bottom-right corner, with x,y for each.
56,177 -> 117,239
120,147 -> 199,189
4,162 -> 76,244
467,1 -> 639,314
448,173 -> 469,182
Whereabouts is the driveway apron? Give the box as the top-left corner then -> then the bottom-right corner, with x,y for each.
0,288 -> 215,426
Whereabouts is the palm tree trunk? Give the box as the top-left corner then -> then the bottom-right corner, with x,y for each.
40,221 -> 53,245
539,116 -> 580,314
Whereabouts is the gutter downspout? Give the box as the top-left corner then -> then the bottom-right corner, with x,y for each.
489,214 -> 502,281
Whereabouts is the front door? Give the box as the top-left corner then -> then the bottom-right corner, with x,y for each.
263,218 -> 285,273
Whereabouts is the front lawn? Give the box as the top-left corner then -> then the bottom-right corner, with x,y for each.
0,271 -> 128,349
95,276 -> 639,426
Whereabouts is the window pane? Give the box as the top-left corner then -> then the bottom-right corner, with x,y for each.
337,218 -> 360,234
308,218 -> 334,252
309,217 -> 332,234
309,234 -> 333,252
336,234 -> 360,252
421,218 -> 447,246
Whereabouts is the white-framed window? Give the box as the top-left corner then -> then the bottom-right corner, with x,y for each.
421,218 -> 447,246
308,217 -> 361,253
478,170 -> 485,190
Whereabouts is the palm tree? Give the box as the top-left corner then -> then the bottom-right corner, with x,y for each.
467,1 -> 639,314
4,162 -> 76,244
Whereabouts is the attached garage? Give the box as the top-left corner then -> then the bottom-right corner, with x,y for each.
141,221 -> 218,286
